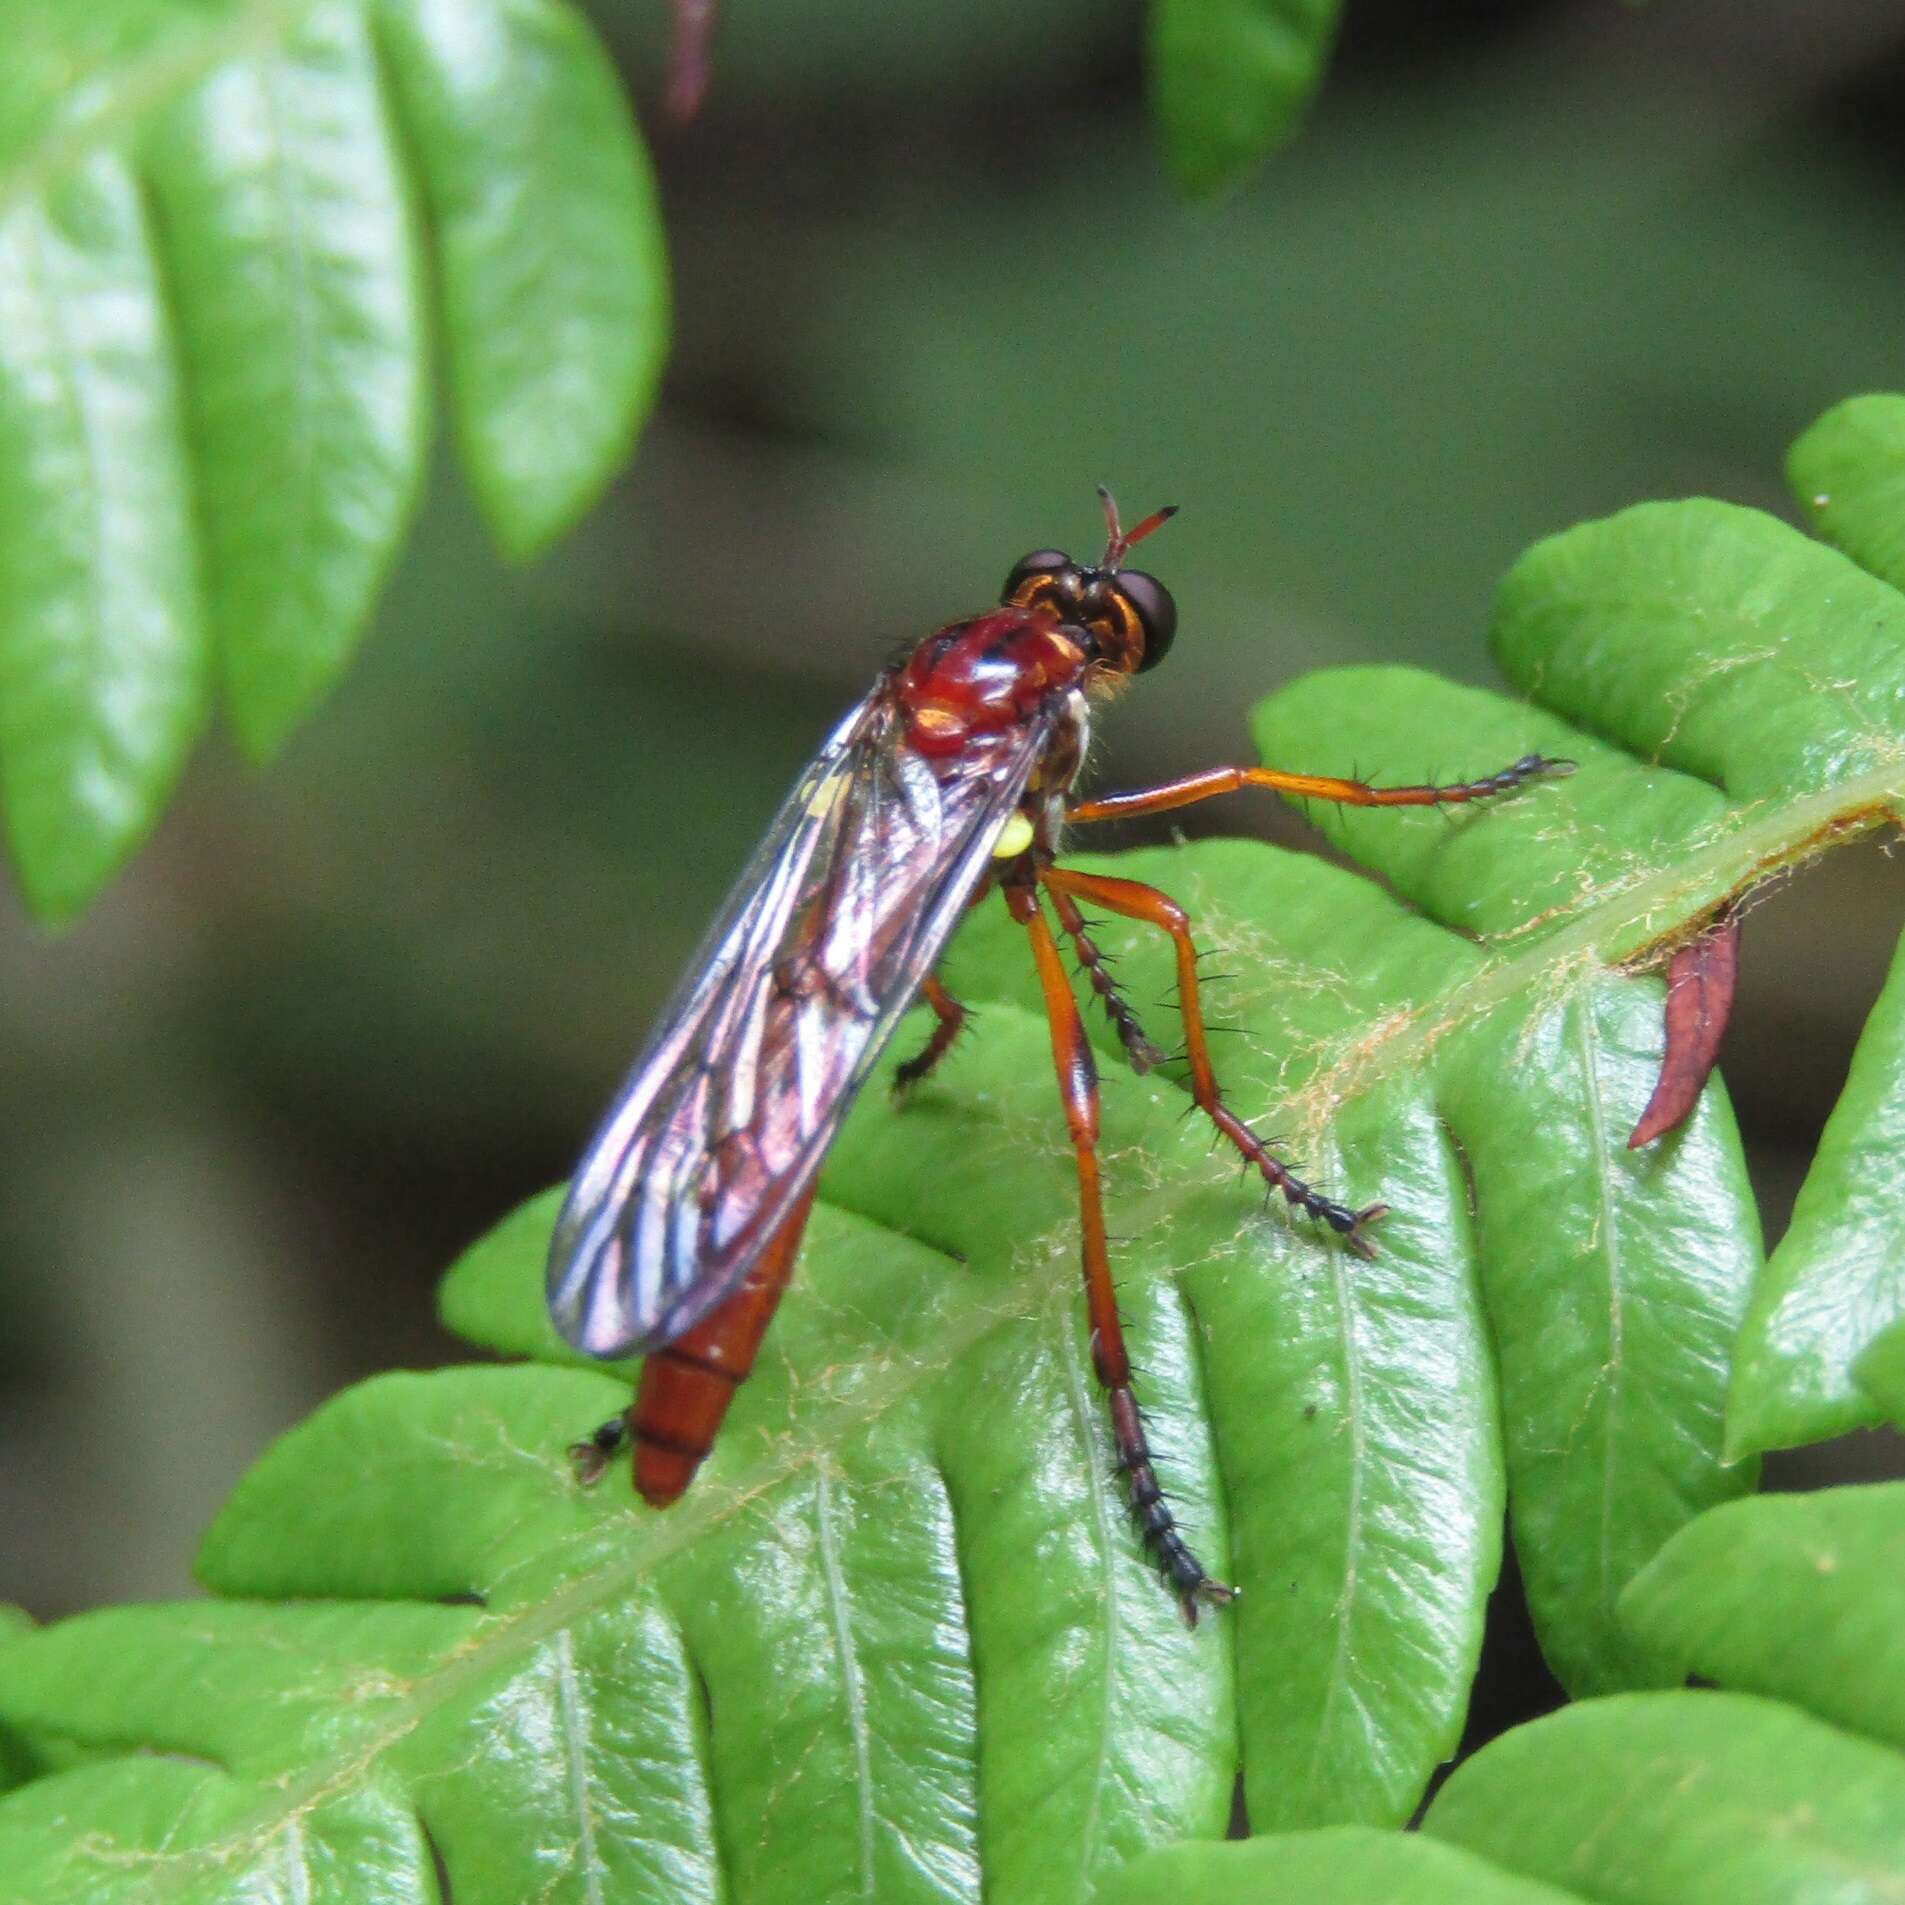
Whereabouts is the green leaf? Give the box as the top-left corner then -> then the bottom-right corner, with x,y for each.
1425,1691 -> 1905,1905
18,402 -> 1905,1893
0,0 -> 665,916
1250,480 -> 1905,1663
1789,393 -> 1905,591
1096,1825 -> 1585,1904
1855,1318 -> 1905,1424
1417,1470 -> 1905,1904
1490,497 -> 1905,806
1620,1484 -> 1905,1757
1251,670 -> 1760,1697
375,0 -> 667,559
936,843 -> 1502,1830
0,152 -> 208,923
140,0 -> 428,762
1432,488 -> 1905,1460
1728,925 -> 1905,1454
1148,0 -> 1344,196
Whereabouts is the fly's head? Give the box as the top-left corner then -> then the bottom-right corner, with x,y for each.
1001,489 -> 1178,684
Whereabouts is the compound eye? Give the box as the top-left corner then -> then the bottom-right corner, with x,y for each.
1002,549 -> 1075,604
1117,569 -> 1178,671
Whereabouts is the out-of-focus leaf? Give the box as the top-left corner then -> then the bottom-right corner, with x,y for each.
0,152 -> 207,923
1427,1692 -> 1905,1904
0,0 -> 665,916
1096,1825 -> 1585,1904
1855,1318 -> 1905,1424
1789,393 -> 1905,591
1729,926 -> 1905,1454
376,0 -> 667,558
1148,0 -> 1344,196
1621,1484 -> 1905,1757
138,2 -> 428,761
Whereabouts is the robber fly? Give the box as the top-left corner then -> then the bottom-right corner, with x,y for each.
547,492 -> 1570,1620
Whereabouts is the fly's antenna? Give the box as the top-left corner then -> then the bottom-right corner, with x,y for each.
1097,485 -> 1179,571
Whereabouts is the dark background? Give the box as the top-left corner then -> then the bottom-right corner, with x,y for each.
4,0 -> 1903,1753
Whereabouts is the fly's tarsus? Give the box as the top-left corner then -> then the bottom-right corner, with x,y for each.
570,1414 -> 630,1484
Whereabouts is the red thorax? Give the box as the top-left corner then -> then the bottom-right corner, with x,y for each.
896,609 -> 1087,758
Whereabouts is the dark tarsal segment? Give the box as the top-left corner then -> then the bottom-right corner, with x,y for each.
892,972 -> 972,1095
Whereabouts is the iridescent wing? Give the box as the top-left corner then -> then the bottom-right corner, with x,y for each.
547,676 -> 1061,1358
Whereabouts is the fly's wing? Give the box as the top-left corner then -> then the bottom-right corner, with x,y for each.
547,679 -> 1060,1358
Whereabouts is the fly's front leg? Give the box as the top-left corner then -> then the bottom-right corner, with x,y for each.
1042,866 -> 1387,1259
1005,881 -> 1234,1622
893,973 -> 970,1096
1067,753 -> 1574,825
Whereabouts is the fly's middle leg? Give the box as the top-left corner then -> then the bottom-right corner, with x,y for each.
1006,880 -> 1234,1623
1041,865 -> 1387,1259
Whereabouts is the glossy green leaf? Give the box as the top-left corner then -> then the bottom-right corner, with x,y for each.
1490,498 -> 1905,808
1438,492 -> 1905,1459
1426,1691 -> 1905,1905
1252,670 -> 1760,1696
0,0 -> 665,915
940,840 -> 1502,1831
1148,0 -> 1344,196
5,1064 -> 1245,1905
1620,1483 -> 1905,1757
1729,925 -> 1905,1454
0,1756 -> 429,1904
1789,392 -> 1905,590
1271,491 -> 1905,1473
1096,1825 -> 1585,1905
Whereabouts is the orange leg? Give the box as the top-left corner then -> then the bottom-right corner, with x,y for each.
1005,880 -> 1233,1622
893,972 -> 970,1096
1067,752 -> 1573,826
1042,866 -> 1387,1259
572,1184 -> 818,1505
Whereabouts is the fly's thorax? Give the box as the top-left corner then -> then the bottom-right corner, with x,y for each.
896,609 -> 1089,758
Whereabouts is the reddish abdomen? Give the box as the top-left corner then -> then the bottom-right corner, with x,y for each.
631,1187 -> 817,1505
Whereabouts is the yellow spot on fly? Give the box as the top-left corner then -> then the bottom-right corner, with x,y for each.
991,813 -> 1035,859
809,772 -> 851,819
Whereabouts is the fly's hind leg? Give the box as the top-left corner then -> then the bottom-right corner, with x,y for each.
1042,866 -> 1387,1259
893,973 -> 971,1097
1006,880 -> 1233,1623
